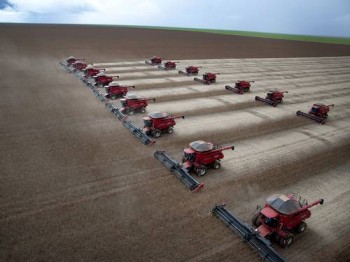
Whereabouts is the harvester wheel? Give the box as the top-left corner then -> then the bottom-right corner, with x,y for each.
279,235 -> 293,248
128,109 -> 135,115
297,222 -> 307,233
167,127 -> 174,134
252,213 -> 262,227
110,94 -> 117,100
153,130 -> 161,138
196,166 -> 207,176
140,107 -> 146,113
213,161 -> 221,170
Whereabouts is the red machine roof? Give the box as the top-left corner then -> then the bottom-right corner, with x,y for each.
261,206 -> 279,218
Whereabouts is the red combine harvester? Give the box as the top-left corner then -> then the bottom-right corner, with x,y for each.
194,73 -> 220,85
120,93 -> 155,115
158,61 -> 179,70
72,60 -> 88,71
225,80 -> 255,94
178,66 -> 202,76
59,56 -> 85,71
105,81 -> 135,100
145,56 -> 163,65
143,112 -> 185,138
296,103 -> 334,124
65,56 -> 84,66
84,66 -> 105,78
252,193 -> 324,247
182,141 -> 234,176
94,73 -> 119,87
255,90 -> 288,107
212,193 -> 323,261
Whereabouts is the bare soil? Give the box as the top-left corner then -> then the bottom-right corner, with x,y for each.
1,24 -> 350,262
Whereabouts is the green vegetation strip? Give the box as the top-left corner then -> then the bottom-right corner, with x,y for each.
110,25 -> 350,45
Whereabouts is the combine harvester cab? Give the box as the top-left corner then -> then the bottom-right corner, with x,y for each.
158,61 -> 179,70
252,193 -> 324,248
225,80 -> 255,94
178,66 -> 202,76
143,112 -> 185,138
120,93 -> 155,115
296,103 -> 334,124
194,72 -> 220,85
255,90 -> 288,107
182,141 -> 234,176
105,82 -> 135,100
212,204 -> 286,262
154,151 -> 204,192
145,56 -> 163,65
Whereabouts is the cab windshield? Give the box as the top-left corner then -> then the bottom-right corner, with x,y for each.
144,119 -> 152,127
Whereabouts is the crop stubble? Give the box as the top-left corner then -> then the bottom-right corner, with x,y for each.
1,24 -> 350,261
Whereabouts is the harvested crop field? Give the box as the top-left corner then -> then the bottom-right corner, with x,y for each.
1,24 -> 350,262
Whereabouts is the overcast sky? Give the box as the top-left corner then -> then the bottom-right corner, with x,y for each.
0,0 -> 349,37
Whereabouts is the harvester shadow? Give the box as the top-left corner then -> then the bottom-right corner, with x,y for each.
94,62 -> 146,68
106,67 -> 156,74
170,101 -> 262,118
154,89 -> 229,103
160,116 -> 311,151
118,73 -> 182,81
132,80 -> 197,91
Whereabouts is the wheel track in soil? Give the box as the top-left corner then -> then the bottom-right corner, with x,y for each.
106,67 -> 350,88
2,55 -> 350,262
94,57 -> 350,85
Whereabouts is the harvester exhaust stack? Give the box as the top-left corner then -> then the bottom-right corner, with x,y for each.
154,151 -> 204,192
212,204 -> 286,262
123,120 -> 155,146
296,110 -> 326,124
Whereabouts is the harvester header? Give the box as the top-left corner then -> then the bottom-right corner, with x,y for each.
296,103 -> 334,124
212,204 -> 286,262
154,151 -> 204,192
